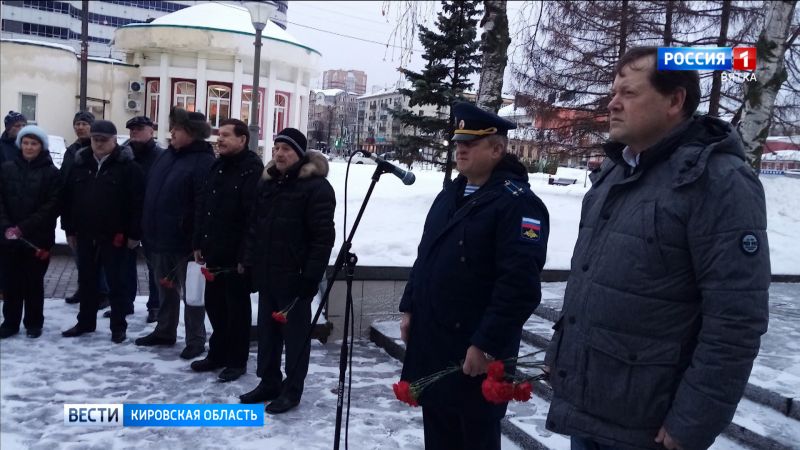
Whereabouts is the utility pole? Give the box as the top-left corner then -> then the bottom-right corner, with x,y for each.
79,0 -> 89,111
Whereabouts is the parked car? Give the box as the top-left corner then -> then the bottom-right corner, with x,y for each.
47,135 -> 67,169
350,153 -> 376,165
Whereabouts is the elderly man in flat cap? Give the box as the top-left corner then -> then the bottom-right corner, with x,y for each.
399,101 -> 549,450
110,116 -> 164,324
61,120 -> 145,344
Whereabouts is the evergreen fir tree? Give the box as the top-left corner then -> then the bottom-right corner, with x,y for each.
392,0 -> 481,183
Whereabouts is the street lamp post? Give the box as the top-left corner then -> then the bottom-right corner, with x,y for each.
244,1 -> 278,152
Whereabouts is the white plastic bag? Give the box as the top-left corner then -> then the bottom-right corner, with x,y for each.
185,262 -> 206,307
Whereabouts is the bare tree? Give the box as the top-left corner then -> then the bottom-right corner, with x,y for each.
737,0 -> 798,170
476,0 -> 511,112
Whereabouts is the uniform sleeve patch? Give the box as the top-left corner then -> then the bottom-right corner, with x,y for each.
521,217 -> 541,241
740,233 -> 759,255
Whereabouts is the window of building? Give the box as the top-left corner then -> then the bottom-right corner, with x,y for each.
206,84 -> 231,129
19,93 -> 36,122
145,79 -> 159,124
240,86 -> 265,137
273,92 -> 290,135
172,80 -> 196,111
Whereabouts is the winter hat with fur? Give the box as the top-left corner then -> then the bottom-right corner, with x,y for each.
169,107 -> 211,140
16,125 -> 49,152
274,127 -> 307,159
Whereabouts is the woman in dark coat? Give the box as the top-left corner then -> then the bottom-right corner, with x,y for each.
0,125 -> 62,338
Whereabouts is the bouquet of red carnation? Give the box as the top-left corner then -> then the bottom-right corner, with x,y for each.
481,352 -> 546,404
392,364 -> 462,407
112,233 -> 125,247
200,266 -> 236,282
271,297 -> 300,324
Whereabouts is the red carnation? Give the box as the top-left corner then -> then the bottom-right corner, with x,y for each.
200,267 -> 215,281
482,379 -> 497,402
487,361 -> 505,381
112,233 -> 125,247
271,311 -> 288,324
392,381 -> 418,407
34,249 -> 50,261
513,381 -> 533,402
271,297 -> 299,323
482,378 -> 514,404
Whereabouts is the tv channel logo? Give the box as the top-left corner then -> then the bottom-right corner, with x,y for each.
658,47 -> 757,72
732,47 -> 757,71
64,404 -> 123,426
64,403 -> 264,427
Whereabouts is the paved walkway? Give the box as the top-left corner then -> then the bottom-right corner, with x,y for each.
42,254 -> 151,300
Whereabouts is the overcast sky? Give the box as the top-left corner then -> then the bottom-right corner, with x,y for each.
283,1 -> 532,93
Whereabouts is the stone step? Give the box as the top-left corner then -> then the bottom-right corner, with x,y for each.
371,319 -> 800,450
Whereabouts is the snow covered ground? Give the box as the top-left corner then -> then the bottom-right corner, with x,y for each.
54,160 -> 800,274
0,296 -> 524,450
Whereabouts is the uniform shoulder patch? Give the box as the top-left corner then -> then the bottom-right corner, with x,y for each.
740,232 -> 759,255
504,180 -> 529,197
520,217 -> 541,242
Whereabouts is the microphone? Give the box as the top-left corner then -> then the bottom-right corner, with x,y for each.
360,151 -> 416,185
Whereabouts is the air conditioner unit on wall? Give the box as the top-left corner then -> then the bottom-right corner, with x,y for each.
126,99 -> 142,111
128,80 -> 144,93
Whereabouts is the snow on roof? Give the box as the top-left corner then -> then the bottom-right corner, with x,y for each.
762,150 -> 800,161
768,136 -> 800,144
313,88 -> 346,97
498,103 -> 530,118
1,38 -> 77,54
88,56 -> 127,64
142,2 -> 312,52
358,87 -> 402,100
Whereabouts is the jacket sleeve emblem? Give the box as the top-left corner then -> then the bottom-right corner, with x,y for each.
521,217 -> 541,241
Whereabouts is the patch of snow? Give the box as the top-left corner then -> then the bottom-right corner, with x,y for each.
0,38 -> 77,54
498,104 -> 530,118
313,89 -> 347,97
51,160 -> 800,275
142,2 -> 308,50
762,150 -> 800,161
0,296 -> 427,449
87,56 -> 127,64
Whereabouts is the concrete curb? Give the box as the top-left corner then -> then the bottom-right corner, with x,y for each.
52,244 -> 800,282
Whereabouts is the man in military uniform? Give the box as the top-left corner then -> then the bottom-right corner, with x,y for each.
399,101 -> 549,450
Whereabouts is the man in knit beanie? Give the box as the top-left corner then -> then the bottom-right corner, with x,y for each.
61,111 -> 96,180
59,111 -> 108,307
0,111 -> 27,164
239,127 -> 335,414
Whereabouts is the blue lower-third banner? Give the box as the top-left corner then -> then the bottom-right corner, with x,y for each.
124,404 -> 264,427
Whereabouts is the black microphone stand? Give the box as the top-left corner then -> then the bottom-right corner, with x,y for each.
284,160 -> 398,450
